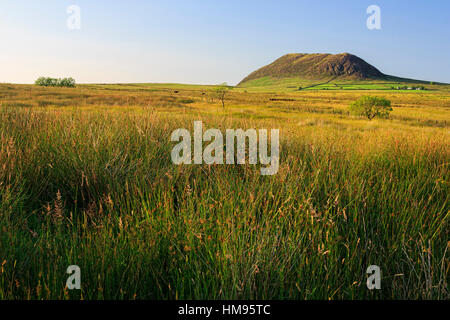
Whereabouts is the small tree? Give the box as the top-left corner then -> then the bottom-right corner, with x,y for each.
349,96 -> 392,120
57,77 -> 76,88
34,77 -> 47,86
215,83 -> 230,108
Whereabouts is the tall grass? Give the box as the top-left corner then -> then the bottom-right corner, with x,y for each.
0,84 -> 448,299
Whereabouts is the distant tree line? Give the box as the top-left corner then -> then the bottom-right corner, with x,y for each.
35,77 -> 76,88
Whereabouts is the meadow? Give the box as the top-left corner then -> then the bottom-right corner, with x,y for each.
0,82 -> 448,299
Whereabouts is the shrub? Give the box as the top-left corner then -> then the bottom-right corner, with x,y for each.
57,77 -> 76,88
178,99 -> 195,104
349,95 -> 392,120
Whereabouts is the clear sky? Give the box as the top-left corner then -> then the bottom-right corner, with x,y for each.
1,0 -> 449,85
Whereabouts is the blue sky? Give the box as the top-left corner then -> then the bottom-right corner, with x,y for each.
1,0 -> 449,84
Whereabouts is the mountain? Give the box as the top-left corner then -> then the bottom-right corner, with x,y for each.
238,53 -> 387,85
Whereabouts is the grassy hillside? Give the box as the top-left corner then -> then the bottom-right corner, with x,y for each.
238,53 -> 386,85
0,83 -> 449,299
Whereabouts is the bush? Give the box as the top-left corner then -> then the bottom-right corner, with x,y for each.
35,77 -> 76,88
178,99 -> 195,104
58,78 -> 76,88
349,96 -> 392,120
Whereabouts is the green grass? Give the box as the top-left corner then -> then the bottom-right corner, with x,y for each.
237,76 -> 322,92
236,76 -> 449,93
0,83 -> 448,300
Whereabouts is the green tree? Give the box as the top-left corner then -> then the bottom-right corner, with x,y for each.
349,96 -> 392,120
57,78 -> 76,88
34,77 -> 47,86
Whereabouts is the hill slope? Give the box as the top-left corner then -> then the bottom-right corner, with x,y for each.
239,53 -> 386,85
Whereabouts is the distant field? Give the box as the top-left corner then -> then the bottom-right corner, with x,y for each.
237,76 -> 448,93
0,82 -> 448,299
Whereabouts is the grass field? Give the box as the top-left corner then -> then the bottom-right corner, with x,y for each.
237,76 -> 445,92
0,82 -> 449,299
